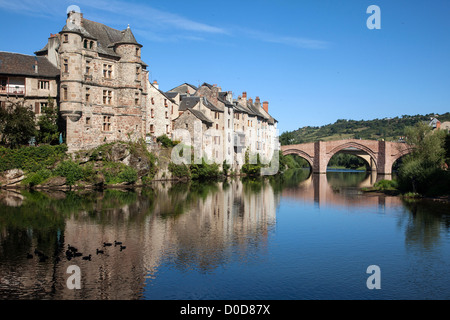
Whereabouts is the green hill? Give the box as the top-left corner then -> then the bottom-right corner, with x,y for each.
280,112 -> 450,145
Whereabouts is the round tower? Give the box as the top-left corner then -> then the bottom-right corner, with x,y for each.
59,9 -> 84,122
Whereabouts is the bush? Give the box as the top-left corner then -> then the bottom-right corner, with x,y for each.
54,160 -> 84,185
22,169 -> 52,187
157,135 -> 178,148
0,144 -> 67,173
190,158 -> 220,180
168,162 -> 190,179
373,179 -> 398,191
118,166 -> 138,184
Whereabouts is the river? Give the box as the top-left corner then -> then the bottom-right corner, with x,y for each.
0,169 -> 449,300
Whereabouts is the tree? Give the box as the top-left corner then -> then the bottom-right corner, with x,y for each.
397,122 -> 448,195
37,97 -> 60,144
241,149 -> 263,176
0,101 -> 37,148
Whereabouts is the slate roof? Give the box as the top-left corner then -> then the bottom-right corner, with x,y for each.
201,96 -> 223,112
189,108 -> 213,124
168,83 -> 198,94
0,51 -> 59,78
165,92 -> 179,99
179,96 -> 200,111
60,19 -> 142,58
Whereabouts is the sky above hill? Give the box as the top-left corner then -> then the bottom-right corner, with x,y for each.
1,0 -> 449,133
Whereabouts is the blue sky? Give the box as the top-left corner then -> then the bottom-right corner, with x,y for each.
1,0 -> 449,133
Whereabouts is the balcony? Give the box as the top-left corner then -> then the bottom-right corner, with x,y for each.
0,86 -> 25,95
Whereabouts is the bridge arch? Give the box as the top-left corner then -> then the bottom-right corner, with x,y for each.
327,141 -> 378,172
282,149 -> 314,169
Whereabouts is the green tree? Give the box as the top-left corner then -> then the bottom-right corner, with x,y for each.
241,149 -> 263,176
0,101 -> 37,148
37,97 -> 60,144
397,123 -> 448,195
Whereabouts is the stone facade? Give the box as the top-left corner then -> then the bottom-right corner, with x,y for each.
2,8 -> 279,175
170,83 -> 278,171
34,9 -> 149,151
146,80 -> 179,140
0,51 -> 59,116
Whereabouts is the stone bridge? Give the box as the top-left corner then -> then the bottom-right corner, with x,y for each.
281,139 -> 412,175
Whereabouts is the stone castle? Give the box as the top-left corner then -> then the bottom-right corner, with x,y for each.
0,9 -> 278,172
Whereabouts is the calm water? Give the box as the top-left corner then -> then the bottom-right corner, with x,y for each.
0,169 -> 449,300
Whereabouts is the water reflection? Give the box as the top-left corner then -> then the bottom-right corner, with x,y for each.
0,169 -> 449,299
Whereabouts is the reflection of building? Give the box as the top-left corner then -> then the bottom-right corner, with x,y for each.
142,180 -> 278,273
0,180 -> 279,299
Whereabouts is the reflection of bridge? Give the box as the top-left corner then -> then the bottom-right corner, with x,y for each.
281,139 -> 412,175
282,173 -> 403,208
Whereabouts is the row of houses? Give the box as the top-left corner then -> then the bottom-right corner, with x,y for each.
0,9 -> 278,172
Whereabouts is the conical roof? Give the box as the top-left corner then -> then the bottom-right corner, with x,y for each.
115,25 -> 142,47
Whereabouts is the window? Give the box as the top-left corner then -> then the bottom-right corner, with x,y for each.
90,41 -> 94,49
103,116 -> 111,131
85,87 -> 90,103
136,66 -> 140,80
164,99 -> 168,107
185,123 -> 188,129
136,48 -> 140,57
103,90 -> 113,105
214,112 -> 220,120
165,111 -> 168,119
103,64 -> 113,79
216,124 -> 219,130
151,109 -> 154,118
63,59 -> 69,73
84,39 -> 88,49
228,119 -> 230,128
38,80 -> 49,90
63,34 -> 69,43
151,97 -> 155,105
150,124 -> 154,133
166,125 -> 169,134
171,105 -> 174,114
86,117 -> 91,125
135,92 -> 140,106
63,87 -> 68,101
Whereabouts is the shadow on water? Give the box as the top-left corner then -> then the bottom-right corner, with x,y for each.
0,169 -> 449,299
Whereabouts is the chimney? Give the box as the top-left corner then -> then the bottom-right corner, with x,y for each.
34,59 -> 38,74
242,92 -> 247,99
153,80 -> 159,90
263,101 -> 269,113
248,98 -> 253,105
254,96 -> 261,107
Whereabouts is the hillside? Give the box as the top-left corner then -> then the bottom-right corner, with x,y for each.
280,112 -> 450,145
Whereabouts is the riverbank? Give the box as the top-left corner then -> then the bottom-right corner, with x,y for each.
361,179 -> 450,203
0,141 -> 254,191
